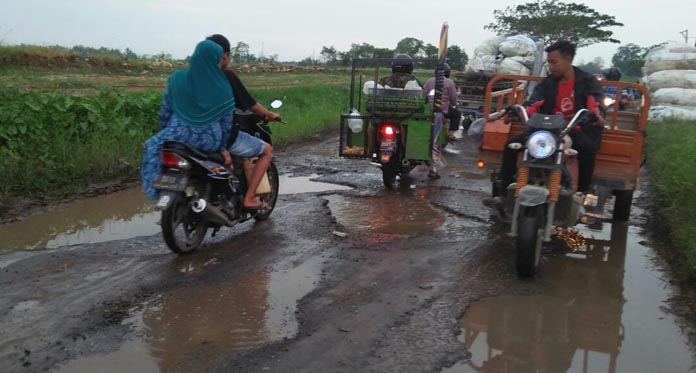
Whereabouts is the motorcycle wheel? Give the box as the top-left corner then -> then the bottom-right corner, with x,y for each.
612,189 -> 633,222
254,162 -> 280,221
382,160 -> 398,189
516,205 -> 543,277
161,194 -> 208,254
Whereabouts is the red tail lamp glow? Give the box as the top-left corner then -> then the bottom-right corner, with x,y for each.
381,124 -> 396,140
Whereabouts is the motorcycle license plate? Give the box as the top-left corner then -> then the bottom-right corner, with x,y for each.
380,140 -> 396,152
152,174 -> 188,191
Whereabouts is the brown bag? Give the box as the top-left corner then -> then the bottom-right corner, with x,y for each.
243,158 -> 271,195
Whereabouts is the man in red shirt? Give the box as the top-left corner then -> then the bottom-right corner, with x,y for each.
487,40 -> 605,211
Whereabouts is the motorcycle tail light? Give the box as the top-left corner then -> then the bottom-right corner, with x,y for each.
381,124 -> 396,140
161,151 -> 190,169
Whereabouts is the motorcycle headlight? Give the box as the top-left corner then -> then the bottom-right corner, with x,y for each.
603,97 -> 615,107
526,131 -> 557,159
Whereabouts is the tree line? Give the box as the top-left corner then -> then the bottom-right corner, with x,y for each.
316,38 -> 469,70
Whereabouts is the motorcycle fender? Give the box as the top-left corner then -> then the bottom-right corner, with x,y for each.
155,191 -> 179,210
518,185 -> 549,207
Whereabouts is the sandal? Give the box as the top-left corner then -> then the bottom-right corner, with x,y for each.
427,170 -> 441,179
243,199 -> 264,210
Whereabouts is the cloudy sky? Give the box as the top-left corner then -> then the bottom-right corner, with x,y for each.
0,0 -> 693,66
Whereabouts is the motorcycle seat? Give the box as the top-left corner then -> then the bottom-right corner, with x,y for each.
162,141 -> 225,164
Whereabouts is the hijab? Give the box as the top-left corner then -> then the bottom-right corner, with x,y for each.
166,40 -> 234,127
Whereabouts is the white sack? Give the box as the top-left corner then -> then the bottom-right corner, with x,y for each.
648,105 -> 696,122
644,70 -> 696,92
652,88 -> 696,106
498,35 -> 536,57
473,36 -> 505,57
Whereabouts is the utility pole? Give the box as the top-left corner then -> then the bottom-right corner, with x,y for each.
680,29 -> 688,44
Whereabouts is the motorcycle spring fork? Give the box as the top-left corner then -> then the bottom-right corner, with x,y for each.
548,170 -> 562,202
515,167 -> 529,197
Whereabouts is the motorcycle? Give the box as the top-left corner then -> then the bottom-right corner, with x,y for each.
151,100 -> 284,254
491,106 -> 595,277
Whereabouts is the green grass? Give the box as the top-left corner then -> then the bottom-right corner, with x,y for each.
0,80 -> 350,203
647,119 -> 696,279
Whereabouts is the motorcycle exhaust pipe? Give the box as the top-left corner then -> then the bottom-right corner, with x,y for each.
191,199 -> 234,226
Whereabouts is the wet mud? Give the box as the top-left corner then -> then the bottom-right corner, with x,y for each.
1,134 -> 694,372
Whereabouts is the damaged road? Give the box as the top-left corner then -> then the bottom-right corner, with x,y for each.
1,135 -> 694,372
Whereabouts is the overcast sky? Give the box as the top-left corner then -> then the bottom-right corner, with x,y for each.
1,0 -> 694,66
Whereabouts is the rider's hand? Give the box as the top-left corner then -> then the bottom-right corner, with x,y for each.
265,112 -> 280,122
595,114 -> 606,127
222,150 -> 232,166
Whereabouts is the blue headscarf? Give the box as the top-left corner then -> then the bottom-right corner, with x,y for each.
166,40 -> 235,127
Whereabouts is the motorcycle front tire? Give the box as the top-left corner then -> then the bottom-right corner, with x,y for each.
516,205 -> 544,277
254,162 -> 280,221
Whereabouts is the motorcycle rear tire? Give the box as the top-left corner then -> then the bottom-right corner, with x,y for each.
516,205 -> 543,277
254,162 -> 280,221
162,194 -> 208,254
382,161 -> 398,189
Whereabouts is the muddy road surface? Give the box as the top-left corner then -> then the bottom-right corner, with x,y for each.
1,134 -> 694,372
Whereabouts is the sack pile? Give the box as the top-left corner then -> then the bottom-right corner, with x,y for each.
464,35 -> 539,76
643,42 -> 696,122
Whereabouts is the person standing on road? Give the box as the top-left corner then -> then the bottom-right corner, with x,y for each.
484,40 -> 605,214
140,39 -> 235,201
423,63 -> 461,142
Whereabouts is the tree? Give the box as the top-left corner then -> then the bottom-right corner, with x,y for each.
485,1 -> 623,47
232,41 -> 252,63
447,45 -> 468,71
576,58 -> 604,75
611,43 -> 647,78
320,46 -> 339,65
395,37 -> 424,57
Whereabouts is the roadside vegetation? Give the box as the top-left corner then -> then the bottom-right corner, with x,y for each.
647,119 -> 696,279
0,45 -> 350,207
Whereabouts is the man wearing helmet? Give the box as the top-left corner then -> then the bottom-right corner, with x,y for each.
379,54 -> 422,88
603,67 -> 633,110
423,63 -> 461,142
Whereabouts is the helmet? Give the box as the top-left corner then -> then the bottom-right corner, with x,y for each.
443,63 -> 451,78
603,67 -> 622,81
391,54 -> 413,74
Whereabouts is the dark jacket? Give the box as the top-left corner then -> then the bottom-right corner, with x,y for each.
524,66 -> 604,138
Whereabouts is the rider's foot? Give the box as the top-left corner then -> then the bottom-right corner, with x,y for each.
427,170 -> 441,179
243,197 -> 263,210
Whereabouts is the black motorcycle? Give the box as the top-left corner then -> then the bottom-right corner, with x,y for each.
491,106 -> 595,277
151,101 -> 284,254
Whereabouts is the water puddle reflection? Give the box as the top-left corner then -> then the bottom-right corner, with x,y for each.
326,188 -> 446,240
279,174 -> 352,195
0,188 -> 158,251
0,173 -> 351,252
54,256 -> 323,372
444,222 -> 695,373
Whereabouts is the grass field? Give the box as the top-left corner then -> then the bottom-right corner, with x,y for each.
0,47 -> 355,204
647,119 -> 696,279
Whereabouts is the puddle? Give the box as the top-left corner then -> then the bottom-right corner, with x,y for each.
326,188 -> 446,239
279,174 -> 352,195
54,256 -> 323,372
0,173 -> 350,251
444,222 -> 696,373
0,188 -> 159,251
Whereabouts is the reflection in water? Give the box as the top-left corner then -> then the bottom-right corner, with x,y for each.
0,188 -> 158,251
278,174 -> 352,195
326,188 -> 446,241
54,257 -> 322,372
447,222 -> 695,373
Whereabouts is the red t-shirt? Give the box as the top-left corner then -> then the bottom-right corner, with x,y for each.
525,78 -> 600,131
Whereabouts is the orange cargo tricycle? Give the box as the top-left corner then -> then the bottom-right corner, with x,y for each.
476,74 -> 650,277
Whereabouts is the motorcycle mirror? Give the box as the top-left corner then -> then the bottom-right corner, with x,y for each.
270,100 -> 283,109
